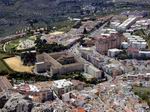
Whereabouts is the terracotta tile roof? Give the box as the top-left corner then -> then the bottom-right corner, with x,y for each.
72,108 -> 85,112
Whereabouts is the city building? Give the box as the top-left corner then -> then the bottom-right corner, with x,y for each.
71,80 -> 85,90
104,62 -> 124,77
95,32 -> 122,54
107,48 -> 123,57
125,73 -> 150,81
131,19 -> 150,30
121,42 -> 129,49
117,16 -> 140,31
61,89 -> 107,111
110,21 -> 121,29
52,79 -> 85,97
35,51 -> 84,76
52,79 -> 74,96
121,11 -> 149,17
124,34 -> 147,50
79,48 -> 125,76
122,33 -> 150,59
139,51 -> 150,59
12,81 -> 54,103
127,47 -> 139,58
83,64 -> 102,80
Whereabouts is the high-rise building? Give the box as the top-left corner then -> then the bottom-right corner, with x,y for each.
95,32 -> 122,54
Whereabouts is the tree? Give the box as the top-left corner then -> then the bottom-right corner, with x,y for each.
20,52 -> 36,65
35,38 -> 66,53
83,28 -> 88,34
10,47 -> 16,54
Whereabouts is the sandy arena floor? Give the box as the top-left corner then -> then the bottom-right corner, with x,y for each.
4,56 -> 33,73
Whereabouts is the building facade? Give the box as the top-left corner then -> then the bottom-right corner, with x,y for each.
35,52 -> 84,76
95,33 -> 122,54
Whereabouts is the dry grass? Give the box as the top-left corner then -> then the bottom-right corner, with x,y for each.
4,56 -> 33,73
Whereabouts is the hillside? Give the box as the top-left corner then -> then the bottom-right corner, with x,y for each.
0,0 -> 109,37
0,0 -> 150,37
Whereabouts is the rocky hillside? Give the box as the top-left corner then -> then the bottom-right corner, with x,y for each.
0,0 -> 150,37
0,0 -> 113,37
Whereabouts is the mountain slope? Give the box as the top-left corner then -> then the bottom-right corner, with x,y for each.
0,0 -> 150,37
0,0 -> 103,37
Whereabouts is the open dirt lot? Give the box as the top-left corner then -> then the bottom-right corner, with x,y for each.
4,56 -> 33,73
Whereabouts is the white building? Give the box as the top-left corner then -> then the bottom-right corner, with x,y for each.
84,64 -> 102,79
118,16 -> 140,31
131,41 -> 147,49
124,33 -> 147,50
79,46 -> 94,53
110,21 -> 121,29
139,51 -> 150,58
107,48 -> 123,57
52,79 -> 74,96
132,19 -> 150,30
121,42 -> 129,49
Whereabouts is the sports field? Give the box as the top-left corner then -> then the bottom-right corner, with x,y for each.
4,56 -> 33,73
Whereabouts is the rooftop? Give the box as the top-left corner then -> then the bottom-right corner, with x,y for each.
52,79 -> 73,88
37,51 -> 82,69
0,76 -> 12,92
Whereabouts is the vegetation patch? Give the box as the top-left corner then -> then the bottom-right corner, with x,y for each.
51,71 -> 107,84
133,86 -> 150,106
35,38 -> 67,53
53,20 -> 75,33
0,52 -> 14,75
5,39 -> 19,53
8,72 -> 50,83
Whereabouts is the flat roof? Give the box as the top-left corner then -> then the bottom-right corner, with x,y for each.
53,79 -> 73,88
